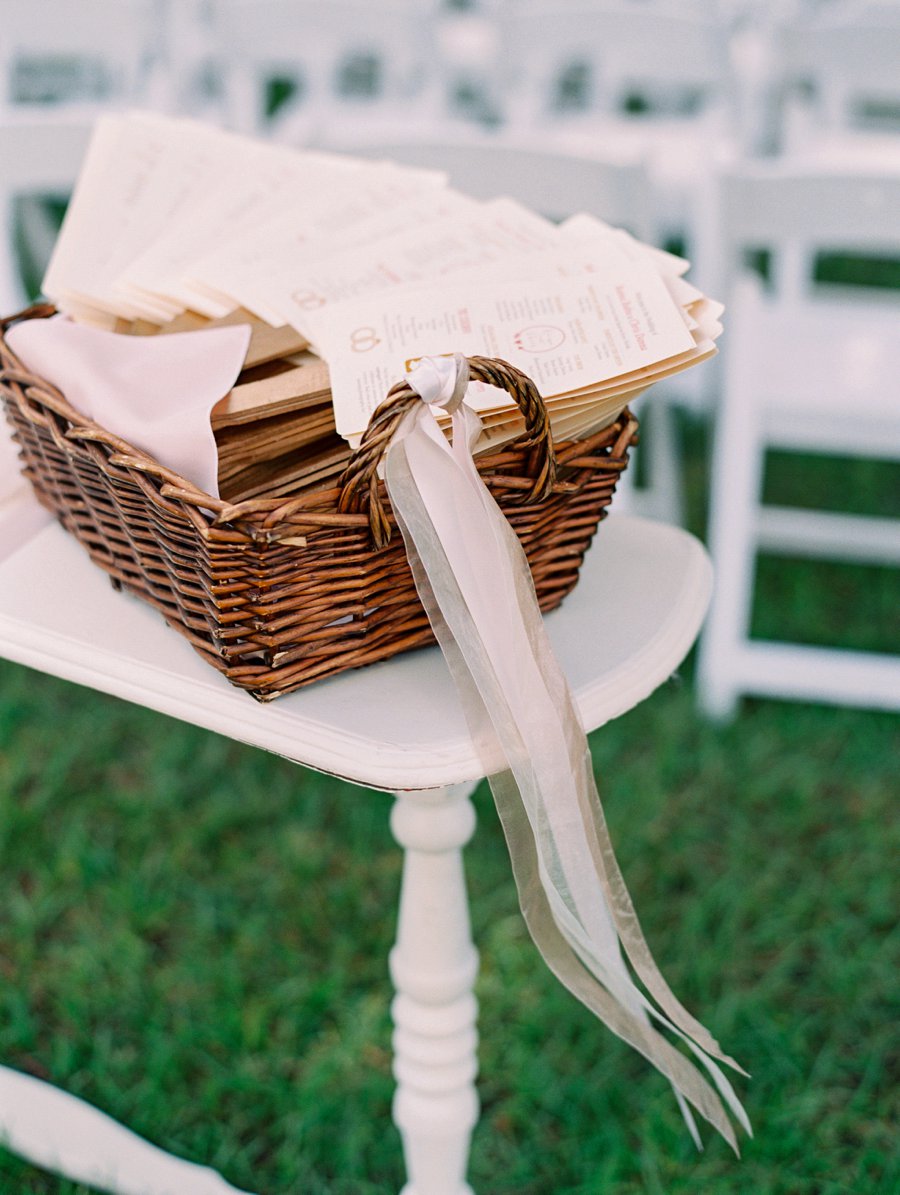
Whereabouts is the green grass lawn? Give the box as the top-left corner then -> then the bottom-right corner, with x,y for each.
0,660 -> 896,1194
1,422 -> 897,1194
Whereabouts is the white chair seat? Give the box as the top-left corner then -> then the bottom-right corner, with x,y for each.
730,284 -> 900,455
787,131 -> 900,172
0,496 -> 710,792
554,109 -> 732,238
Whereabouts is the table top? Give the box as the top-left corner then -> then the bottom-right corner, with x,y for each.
0,489 -> 711,791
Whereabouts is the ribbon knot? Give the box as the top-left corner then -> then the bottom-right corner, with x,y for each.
406,352 -> 470,415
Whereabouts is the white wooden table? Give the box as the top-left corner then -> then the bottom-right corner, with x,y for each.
0,488 -> 711,1195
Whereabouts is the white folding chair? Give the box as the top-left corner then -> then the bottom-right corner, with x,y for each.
0,0 -> 169,315
0,114 -> 93,514
778,0 -> 900,158
431,2 -> 506,128
0,114 -> 93,327
491,2 -> 737,264
154,0 -> 223,122
209,0 -> 446,145
0,482 -> 712,1194
486,0 -> 742,449
0,0 -> 168,114
320,129 -> 655,235
696,159 -> 900,720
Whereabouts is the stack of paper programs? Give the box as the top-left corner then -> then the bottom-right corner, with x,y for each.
40,111 -> 723,502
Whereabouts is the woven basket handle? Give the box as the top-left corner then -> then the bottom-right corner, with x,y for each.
338,354 -> 557,549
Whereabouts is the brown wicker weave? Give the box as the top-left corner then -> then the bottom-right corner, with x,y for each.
0,304 -> 638,701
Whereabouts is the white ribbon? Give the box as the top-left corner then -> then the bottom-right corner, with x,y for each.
384,354 -> 750,1150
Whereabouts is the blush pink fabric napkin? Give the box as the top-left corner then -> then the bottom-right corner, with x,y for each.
6,316 -> 251,498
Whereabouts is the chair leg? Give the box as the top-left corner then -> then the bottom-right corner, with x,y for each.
644,398 -> 685,526
696,372 -> 766,721
0,192 -> 29,317
615,399 -> 685,526
0,1066 -> 252,1194
389,781 -> 480,1195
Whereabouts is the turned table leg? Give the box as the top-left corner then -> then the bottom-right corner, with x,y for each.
389,781 -> 480,1195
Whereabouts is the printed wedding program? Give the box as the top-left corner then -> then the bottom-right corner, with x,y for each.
36,110 -> 722,500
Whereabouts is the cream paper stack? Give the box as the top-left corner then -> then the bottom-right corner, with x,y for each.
39,110 -> 722,501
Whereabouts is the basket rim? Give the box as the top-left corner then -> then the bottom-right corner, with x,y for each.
0,304 -> 639,545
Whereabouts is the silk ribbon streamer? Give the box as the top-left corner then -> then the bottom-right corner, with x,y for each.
383,354 -> 751,1150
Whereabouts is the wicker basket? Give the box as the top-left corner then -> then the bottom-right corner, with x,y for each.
0,305 -> 638,701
